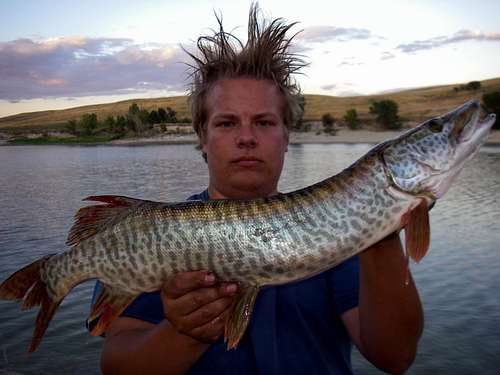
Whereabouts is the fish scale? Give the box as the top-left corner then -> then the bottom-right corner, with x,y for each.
0,100 -> 495,352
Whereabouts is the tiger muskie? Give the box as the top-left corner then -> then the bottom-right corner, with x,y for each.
0,100 -> 495,352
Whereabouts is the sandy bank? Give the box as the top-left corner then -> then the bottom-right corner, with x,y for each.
107,129 -> 500,146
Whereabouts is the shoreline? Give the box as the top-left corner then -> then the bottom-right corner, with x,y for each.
106,129 -> 500,146
2,129 -> 500,146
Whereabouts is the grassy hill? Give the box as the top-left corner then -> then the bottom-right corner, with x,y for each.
1,77 -> 499,132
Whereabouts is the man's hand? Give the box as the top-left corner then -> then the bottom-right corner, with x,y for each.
161,270 -> 239,343
101,270 -> 238,375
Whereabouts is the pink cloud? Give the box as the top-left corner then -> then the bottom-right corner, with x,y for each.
0,37 -> 190,100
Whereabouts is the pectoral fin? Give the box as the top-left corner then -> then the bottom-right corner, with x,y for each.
404,199 -> 430,263
224,285 -> 260,350
86,284 -> 135,336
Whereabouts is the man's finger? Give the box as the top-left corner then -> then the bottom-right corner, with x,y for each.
188,310 -> 229,343
162,270 -> 215,299
182,297 -> 234,330
173,283 -> 239,316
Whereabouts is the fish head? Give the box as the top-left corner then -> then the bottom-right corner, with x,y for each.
382,100 -> 496,200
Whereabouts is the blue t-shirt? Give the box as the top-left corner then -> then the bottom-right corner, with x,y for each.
90,190 -> 360,374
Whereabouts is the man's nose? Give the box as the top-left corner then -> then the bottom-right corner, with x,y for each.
236,124 -> 258,148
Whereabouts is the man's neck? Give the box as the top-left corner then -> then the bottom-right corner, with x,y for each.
207,185 -> 278,200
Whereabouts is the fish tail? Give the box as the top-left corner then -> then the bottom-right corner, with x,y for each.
0,254 -> 61,352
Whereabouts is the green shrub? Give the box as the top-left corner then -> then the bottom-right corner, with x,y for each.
344,109 -> 360,130
103,116 -> 116,132
148,110 -> 160,124
80,113 -> 98,135
369,100 -> 401,130
466,81 -> 481,90
454,81 -> 482,92
322,113 -> 336,134
65,119 -> 78,135
292,95 -> 306,131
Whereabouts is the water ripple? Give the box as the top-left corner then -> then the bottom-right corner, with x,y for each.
0,144 -> 499,374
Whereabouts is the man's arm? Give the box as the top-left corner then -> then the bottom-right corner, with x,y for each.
342,232 -> 424,375
100,271 -> 238,375
101,317 -> 209,375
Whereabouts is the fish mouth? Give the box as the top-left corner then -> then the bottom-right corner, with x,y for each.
448,100 -> 495,145
445,100 -> 495,177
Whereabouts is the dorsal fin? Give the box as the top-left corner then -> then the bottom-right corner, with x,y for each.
66,195 -> 154,246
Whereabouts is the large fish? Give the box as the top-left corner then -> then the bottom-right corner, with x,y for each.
0,100 -> 495,352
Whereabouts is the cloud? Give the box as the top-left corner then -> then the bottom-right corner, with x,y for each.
319,82 -> 359,96
380,51 -> 396,60
0,37 -> 191,100
337,61 -> 364,67
337,90 -> 361,97
320,83 -> 337,91
296,26 -> 373,44
288,43 -> 313,54
396,29 -> 500,53
336,56 -> 364,67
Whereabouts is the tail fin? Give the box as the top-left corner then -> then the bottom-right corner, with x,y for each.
0,255 -> 61,352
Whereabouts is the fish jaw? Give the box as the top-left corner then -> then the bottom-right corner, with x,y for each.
382,100 -> 495,200
426,110 -> 495,199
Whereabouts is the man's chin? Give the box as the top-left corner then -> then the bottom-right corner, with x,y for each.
224,178 -> 277,199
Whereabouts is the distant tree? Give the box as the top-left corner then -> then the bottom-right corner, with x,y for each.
292,95 -> 306,131
128,103 -> 140,116
158,107 -> 167,122
126,116 -> 136,133
103,116 -> 116,132
166,107 -> 177,123
80,113 -> 98,135
321,113 -> 336,134
483,91 -> 500,130
369,100 -> 402,130
126,103 -> 150,133
344,108 -> 360,130
138,109 -> 152,130
115,115 -> 127,134
454,81 -> 482,92
148,110 -> 160,124
466,81 -> 481,90
65,119 -> 78,135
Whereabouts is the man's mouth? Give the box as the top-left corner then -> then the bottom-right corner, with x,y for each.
231,157 -> 263,167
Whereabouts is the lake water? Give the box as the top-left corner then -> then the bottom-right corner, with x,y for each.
0,143 -> 499,374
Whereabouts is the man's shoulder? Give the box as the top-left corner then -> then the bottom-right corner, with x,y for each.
187,189 -> 209,202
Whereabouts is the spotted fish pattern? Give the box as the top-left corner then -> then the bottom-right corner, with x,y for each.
45,152 -> 407,295
0,100 -> 495,352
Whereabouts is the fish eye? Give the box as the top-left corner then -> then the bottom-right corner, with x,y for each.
428,119 -> 443,133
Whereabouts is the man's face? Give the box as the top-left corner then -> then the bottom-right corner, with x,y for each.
202,78 -> 289,199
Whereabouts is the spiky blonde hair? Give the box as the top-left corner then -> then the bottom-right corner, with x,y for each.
185,3 -> 307,150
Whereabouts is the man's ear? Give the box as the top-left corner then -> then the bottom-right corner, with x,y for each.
200,128 -> 208,153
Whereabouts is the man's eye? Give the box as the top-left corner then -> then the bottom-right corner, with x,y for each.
257,120 -> 273,127
217,121 -> 234,128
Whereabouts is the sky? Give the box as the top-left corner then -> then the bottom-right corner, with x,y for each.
1,0 -> 500,118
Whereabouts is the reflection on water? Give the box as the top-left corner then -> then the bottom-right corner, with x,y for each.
0,144 -> 499,374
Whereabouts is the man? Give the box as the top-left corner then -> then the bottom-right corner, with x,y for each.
97,5 -> 423,374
